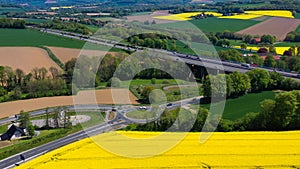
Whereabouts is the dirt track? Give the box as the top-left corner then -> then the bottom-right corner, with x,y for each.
47,47 -> 118,64
0,47 -> 61,73
237,17 -> 300,41
0,89 -> 138,119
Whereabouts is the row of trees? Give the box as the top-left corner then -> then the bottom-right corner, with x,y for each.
243,34 -> 276,44
38,18 -> 91,35
285,31 -> 300,42
0,66 -> 70,102
128,34 -> 178,50
0,18 -> 25,29
203,69 -> 299,99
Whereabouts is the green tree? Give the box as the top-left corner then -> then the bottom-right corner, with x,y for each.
246,69 -> 270,92
45,108 -> 50,129
240,43 -> 247,50
27,125 -> 35,138
151,78 -> 156,84
229,71 -> 251,97
264,55 -> 276,68
141,86 -> 155,102
259,99 -> 276,129
271,92 -> 298,130
261,34 -> 275,44
269,72 -> 284,89
19,110 -> 31,129
203,74 -> 227,98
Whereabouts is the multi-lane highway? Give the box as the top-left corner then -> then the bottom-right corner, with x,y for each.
35,27 -> 300,79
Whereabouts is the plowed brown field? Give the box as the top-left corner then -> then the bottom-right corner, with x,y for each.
0,47 -> 61,73
237,17 -> 300,41
126,10 -> 177,24
47,47 -> 119,64
0,89 -> 138,119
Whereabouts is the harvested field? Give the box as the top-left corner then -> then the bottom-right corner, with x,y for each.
0,47 -> 61,73
126,10 -> 177,24
0,89 -> 138,119
47,47 -> 119,63
237,17 -> 300,41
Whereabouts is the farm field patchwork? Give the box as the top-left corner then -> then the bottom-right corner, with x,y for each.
126,10 -> 177,24
237,17 -> 300,41
16,131 -> 300,169
154,12 -> 222,21
153,10 -> 293,22
158,17 -> 260,33
0,89 -> 138,119
0,47 -> 61,73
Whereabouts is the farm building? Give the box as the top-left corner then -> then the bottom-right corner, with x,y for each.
0,125 -> 26,141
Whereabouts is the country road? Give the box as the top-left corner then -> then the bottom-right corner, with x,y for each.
0,97 -> 201,169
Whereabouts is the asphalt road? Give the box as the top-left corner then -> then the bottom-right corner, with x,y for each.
0,120 -> 127,169
0,97 -> 200,169
35,27 -> 300,79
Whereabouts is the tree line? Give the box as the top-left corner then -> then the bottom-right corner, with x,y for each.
37,18 -> 91,35
0,66 -> 71,103
203,69 -> 300,100
0,18 -> 25,29
285,31 -> 300,42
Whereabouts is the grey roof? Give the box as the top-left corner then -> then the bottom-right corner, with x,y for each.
0,125 -> 26,141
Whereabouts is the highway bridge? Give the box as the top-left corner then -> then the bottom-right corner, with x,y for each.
35,27 -> 300,79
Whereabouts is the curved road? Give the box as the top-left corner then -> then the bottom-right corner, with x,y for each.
0,97 -> 201,169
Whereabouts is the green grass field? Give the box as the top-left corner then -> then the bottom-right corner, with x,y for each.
129,12 -> 152,16
274,42 -> 300,47
0,29 -> 85,48
157,18 -> 260,33
296,24 -> 300,32
0,28 -> 124,52
24,19 -> 49,24
234,2 -> 268,8
126,110 -> 156,119
295,13 -> 300,19
201,91 -> 276,121
0,7 -> 24,14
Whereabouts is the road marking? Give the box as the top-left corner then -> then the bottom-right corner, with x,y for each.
3,151 -> 48,169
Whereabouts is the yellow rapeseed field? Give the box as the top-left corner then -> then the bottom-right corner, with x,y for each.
154,10 -> 293,21
233,46 -> 294,55
16,131 -> 300,169
245,10 -> 294,18
154,12 -> 223,21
